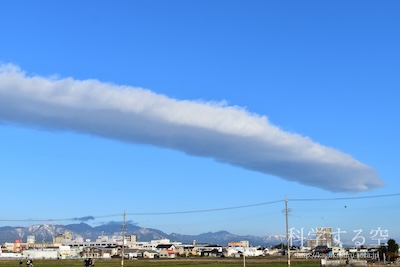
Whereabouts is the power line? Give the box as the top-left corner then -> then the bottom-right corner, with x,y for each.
126,199 -> 284,216
288,193 -> 400,202
1,193 -> 399,222
0,200 -> 284,222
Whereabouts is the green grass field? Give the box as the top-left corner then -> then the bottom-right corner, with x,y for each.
0,257 -> 320,267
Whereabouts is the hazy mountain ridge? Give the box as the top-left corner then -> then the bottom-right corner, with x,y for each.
0,223 -> 286,246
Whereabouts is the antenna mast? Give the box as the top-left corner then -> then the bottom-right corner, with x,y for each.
285,197 -> 291,267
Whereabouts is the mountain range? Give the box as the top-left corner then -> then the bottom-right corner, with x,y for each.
0,223 -> 287,247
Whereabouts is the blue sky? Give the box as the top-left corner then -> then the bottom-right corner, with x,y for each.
0,1 -> 399,246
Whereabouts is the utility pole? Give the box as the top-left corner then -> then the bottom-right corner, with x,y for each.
121,210 -> 126,267
285,197 -> 291,267
243,241 -> 246,267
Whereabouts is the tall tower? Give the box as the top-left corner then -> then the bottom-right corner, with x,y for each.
27,235 -> 35,244
315,227 -> 333,247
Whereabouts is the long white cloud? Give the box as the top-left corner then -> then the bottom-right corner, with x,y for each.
0,64 -> 383,192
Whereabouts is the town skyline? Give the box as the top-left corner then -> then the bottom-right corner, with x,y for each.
1,221 -> 397,249
2,224 -> 392,261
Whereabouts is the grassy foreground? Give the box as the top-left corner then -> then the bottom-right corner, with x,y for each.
0,257 -> 320,267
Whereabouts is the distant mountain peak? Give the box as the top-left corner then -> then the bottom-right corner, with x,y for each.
0,223 -> 284,247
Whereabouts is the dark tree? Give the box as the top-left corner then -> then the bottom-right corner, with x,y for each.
380,239 -> 399,262
387,238 -> 399,261
273,243 -> 287,249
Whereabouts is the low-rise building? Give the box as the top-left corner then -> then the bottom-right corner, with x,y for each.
156,244 -> 177,258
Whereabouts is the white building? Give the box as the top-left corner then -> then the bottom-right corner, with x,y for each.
315,227 -> 333,247
0,252 -> 23,258
27,236 -> 35,245
21,249 -> 58,259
